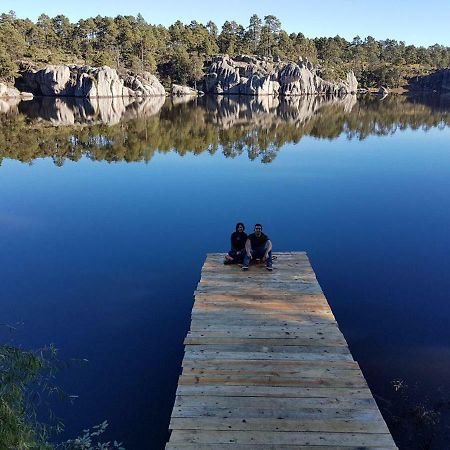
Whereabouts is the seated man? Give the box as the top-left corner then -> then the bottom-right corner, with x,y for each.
242,224 -> 273,271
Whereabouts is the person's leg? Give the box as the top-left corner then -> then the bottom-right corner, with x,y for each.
242,250 -> 252,269
253,246 -> 265,261
263,242 -> 273,269
224,249 -> 236,264
235,249 -> 245,264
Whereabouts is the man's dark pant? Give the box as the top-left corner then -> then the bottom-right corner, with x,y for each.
243,244 -> 272,268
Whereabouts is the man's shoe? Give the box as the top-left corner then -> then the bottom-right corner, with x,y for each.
242,265 -> 249,271
266,266 -> 273,271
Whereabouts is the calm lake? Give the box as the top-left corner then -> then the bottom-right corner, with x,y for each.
1,94 -> 450,449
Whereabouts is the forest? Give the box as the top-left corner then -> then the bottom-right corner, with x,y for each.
0,11 -> 450,88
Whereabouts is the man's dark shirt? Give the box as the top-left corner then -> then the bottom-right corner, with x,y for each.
248,232 -> 269,248
231,231 -> 247,250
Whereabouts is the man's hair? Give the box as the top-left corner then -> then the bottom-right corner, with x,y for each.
254,223 -> 263,230
235,222 -> 245,231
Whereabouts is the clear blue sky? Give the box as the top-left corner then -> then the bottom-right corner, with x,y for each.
2,0 -> 450,47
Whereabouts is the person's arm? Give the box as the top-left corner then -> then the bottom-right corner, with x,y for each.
245,238 -> 252,258
263,240 -> 272,260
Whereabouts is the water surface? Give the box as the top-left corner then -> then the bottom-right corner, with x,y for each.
1,94 -> 450,449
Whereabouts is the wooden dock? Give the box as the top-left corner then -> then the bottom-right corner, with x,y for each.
166,252 -> 397,449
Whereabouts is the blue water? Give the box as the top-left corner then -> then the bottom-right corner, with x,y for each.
1,101 -> 450,449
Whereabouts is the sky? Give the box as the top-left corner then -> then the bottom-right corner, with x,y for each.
2,0 -> 450,47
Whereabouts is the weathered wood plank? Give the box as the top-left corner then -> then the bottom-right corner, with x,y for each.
183,344 -> 351,354
167,445 -> 395,450
175,385 -> 373,398
186,329 -> 344,339
182,367 -> 362,378
169,417 -> 390,433
182,358 -> 360,370
170,405 -> 385,420
184,337 -> 347,347
183,351 -> 354,361
174,395 -> 377,409
169,430 -> 396,446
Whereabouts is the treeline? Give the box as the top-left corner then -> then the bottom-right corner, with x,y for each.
0,10 -> 450,88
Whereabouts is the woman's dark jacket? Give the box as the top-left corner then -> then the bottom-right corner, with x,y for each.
231,231 -> 247,251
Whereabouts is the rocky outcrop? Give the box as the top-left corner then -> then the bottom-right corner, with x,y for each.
171,84 -> 198,96
409,69 -> 450,93
123,72 -> 166,97
0,82 -> 33,98
203,55 -> 357,96
16,65 -> 166,98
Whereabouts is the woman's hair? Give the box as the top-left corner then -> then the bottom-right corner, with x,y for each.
235,222 -> 245,231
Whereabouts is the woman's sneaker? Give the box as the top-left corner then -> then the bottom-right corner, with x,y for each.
242,265 -> 249,271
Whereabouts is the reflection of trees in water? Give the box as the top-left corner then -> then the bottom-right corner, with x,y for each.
0,95 -> 449,166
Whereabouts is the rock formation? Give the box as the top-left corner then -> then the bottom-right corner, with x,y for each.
409,69 -> 450,93
171,84 -> 198,96
15,65 -> 166,98
0,82 -> 33,98
203,55 -> 357,96
123,72 -> 167,97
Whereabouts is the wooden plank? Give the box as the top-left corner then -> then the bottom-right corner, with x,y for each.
187,326 -> 341,334
176,385 -> 373,398
183,351 -> 354,361
169,430 -> 396,446
184,337 -> 347,347
182,359 -> 360,370
192,304 -> 332,313
165,253 -> 397,449
169,417 -> 390,433
174,395 -> 377,409
194,293 -> 324,302
170,405 -> 385,420
178,376 -> 368,388
186,329 -> 344,339
182,367 -> 362,378
167,445 -> 395,450
191,313 -> 336,324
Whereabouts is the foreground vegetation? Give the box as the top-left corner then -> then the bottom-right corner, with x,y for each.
0,342 -> 124,449
0,11 -> 449,88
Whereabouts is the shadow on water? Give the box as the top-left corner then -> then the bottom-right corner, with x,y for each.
0,94 -> 450,166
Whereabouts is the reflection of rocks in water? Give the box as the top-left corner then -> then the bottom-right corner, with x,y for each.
125,96 -> 166,118
92,96 -> 165,124
407,93 -> 450,112
170,95 -> 198,106
280,95 -> 357,121
17,96 -> 165,125
204,94 -> 356,129
0,98 -> 21,114
2,93 -> 450,166
19,98 -> 96,125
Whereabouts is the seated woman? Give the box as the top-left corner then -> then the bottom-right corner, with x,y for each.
224,222 -> 247,264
